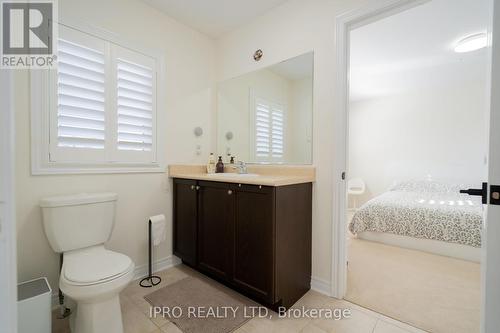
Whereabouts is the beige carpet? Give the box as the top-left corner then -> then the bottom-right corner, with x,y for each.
144,275 -> 257,333
345,238 -> 481,333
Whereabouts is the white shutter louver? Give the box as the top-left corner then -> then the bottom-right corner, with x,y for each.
117,58 -> 154,152
271,106 -> 284,159
57,39 -> 106,149
255,97 -> 285,161
255,100 -> 271,158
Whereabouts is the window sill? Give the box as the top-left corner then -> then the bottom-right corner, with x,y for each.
32,163 -> 166,176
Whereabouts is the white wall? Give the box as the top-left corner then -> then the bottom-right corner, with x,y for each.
349,59 -> 489,205
216,0 -> 371,288
15,0 -> 216,293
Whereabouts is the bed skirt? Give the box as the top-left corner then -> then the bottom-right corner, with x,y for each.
356,231 -> 481,262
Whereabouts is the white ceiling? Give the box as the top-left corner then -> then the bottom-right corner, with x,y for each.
140,0 -> 289,38
350,0 -> 489,101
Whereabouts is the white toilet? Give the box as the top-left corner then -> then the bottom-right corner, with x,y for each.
40,193 -> 135,333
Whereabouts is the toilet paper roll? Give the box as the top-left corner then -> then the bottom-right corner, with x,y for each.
149,214 -> 166,246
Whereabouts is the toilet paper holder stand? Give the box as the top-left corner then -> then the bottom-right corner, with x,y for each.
140,219 -> 162,288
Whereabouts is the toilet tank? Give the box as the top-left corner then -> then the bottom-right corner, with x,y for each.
40,193 -> 118,253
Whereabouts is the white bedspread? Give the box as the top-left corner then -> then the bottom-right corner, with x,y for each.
349,181 -> 483,247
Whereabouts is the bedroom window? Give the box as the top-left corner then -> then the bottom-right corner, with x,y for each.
31,24 -> 162,174
254,96 -> 285,162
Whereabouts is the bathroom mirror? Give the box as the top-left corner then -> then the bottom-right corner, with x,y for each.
216,52 -> 313,164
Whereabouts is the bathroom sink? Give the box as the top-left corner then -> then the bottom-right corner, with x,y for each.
211,173 -> 260,177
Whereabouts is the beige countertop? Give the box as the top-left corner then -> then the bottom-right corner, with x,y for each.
168,164 -> 315,187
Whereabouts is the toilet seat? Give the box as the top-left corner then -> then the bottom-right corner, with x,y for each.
63,246 -> 133,286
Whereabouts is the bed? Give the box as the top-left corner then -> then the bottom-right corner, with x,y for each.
348,180 -> 484,262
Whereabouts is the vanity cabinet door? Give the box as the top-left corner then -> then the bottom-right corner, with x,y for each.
233,185 -> 275,303
197,181 -> 235,281
173,179 -> 198,266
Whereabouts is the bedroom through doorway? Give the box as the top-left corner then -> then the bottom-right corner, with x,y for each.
344,1 -> 489,332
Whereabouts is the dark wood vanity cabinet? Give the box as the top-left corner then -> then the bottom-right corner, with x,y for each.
172,178 -> 312,309
232,184 -> 275,302
172,179 -> 198,266
197,181 -> 234,281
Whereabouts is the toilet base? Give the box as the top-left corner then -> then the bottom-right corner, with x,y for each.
58,247 -> 135,333
72,296 -> 124,333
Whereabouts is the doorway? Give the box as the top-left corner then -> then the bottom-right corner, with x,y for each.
333,0 -> 492,332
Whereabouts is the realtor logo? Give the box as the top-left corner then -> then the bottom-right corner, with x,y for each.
1,0 -> 57,68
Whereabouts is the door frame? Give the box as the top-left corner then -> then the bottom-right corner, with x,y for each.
482,0 -> 500,331
0,70 -> 18,332
331,0 -> 430,299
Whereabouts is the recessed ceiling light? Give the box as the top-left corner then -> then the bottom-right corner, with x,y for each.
454,33 -> 487,53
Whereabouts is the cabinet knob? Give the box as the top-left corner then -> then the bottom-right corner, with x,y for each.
228,190 -> 233,195
196,186 -> 200,190
190,185 -> 195,190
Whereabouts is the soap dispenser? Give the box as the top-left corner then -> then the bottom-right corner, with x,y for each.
216,156 -> 224,173
207,153 -> 216,174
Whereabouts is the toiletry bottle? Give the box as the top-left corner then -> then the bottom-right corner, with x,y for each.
216,156 -> 224,173
230,156 -> 235,164
207,153 -> 216,174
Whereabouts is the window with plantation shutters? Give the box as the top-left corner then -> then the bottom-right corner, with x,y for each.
113,45 -> 156,163
254,97 -> 285,162
43,24 -> 159,171
56,39 -> 106,150
116,57 -> 154,152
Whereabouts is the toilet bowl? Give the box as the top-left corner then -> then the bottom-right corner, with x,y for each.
60,245 -> 135,333
40,193 -> 134,333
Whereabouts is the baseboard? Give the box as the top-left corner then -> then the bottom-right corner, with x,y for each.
310,276 -> 331,296
133,255 -> 182,281
51,255 -> 181,309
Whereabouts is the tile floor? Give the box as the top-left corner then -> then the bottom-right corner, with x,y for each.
53,264 -> 428,333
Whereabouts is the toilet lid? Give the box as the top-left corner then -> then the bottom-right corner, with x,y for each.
64,249 -> 132,284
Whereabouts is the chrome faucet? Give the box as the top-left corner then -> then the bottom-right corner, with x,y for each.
231,161 -> 248,174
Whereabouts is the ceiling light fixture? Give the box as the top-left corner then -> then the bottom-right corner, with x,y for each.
454,33 -> 487,53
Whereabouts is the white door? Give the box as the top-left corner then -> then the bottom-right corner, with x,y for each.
0,71 -> 17,333
483,1 -> 500,331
